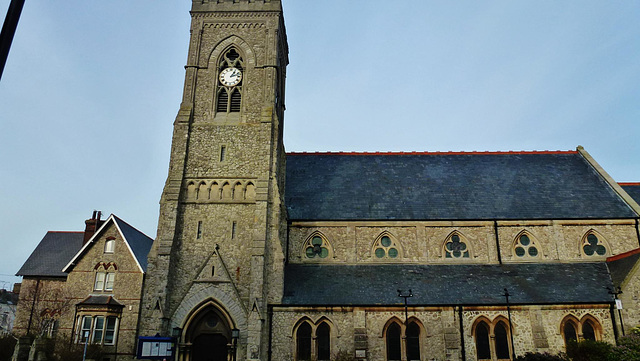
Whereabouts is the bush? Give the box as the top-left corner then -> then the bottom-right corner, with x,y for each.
566,339 -> 612,361
608,334 -> 640,361
38,335 -> 105,361
0,335 -> 17,361
515,352 -> 568,361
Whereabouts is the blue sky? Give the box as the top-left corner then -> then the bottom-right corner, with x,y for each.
0,1 -> 639,288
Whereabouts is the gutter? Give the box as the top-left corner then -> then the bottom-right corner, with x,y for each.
494,220 -> 502,265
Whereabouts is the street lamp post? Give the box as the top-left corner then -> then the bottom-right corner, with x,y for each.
609,287 -> 625,336
397,289 -> 413,325
82,331 -> 90,361
231,328 -> 239,361
503,288 -> 516,361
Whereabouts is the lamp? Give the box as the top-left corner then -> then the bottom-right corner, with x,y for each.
172,327 -> 182,338
231,328 -> 240,361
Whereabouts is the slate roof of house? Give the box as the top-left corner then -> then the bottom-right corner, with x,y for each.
285,151 -> 637,221
620,183 -> 640,205
78,295 -> 124,307
282,263 -> 614,306
16,232 -> 84,277
112,216 -> 154,271
607,248 -> 640,287
63,214 -> 153,273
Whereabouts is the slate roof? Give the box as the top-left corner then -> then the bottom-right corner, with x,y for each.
78,295 -> 124,307
620,183 -> 640,205
607,249 -> 640,287
285,151 -> 637,221
16,232 -> 84,277
112,216 -> 153,271
63,214 -> 154,273
282,263 -> 614,306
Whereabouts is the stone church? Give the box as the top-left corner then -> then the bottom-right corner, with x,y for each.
13,1 -> 640,361
135,1 -> 640,361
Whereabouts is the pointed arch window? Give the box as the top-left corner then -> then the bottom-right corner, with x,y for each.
216,48 -> 243,115
473,317 -> 513,361
303,233 -> 333,260
582,231 -> 607,257
373,234 -> 401,259
316,322 -> 331,361
384,319 -> 423,361
296,322 -> 312,361
406,322 -> 421,361
386,323 -> 402,361
513,233 -> 540,259
560,315 -> 602,348
444,232 -> 470,259
475,321 -> 491,360
294,319 -> 332,361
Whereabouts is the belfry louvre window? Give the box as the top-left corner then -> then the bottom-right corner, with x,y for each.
216,48 -> 243,114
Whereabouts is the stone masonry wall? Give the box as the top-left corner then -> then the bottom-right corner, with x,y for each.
288,220 -> 638,264
64,222 -> 145,359
271,305 -> 614,361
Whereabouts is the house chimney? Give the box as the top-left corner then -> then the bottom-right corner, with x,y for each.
83,210 -> 104,245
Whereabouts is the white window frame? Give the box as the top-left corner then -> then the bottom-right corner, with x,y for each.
94,272 -> 115,291
77,315 -> 119,345
94,272 -> 106,291
79,316 -> 92,343
105,273 -> 115,291
104,239 -> 115,253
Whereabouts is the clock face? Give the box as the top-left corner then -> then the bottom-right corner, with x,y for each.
219,67 -> 242,86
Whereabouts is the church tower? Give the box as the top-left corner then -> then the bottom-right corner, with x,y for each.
140,1 -> 288,360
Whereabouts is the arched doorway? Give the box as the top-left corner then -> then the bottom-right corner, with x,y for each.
182,302 -> 234,361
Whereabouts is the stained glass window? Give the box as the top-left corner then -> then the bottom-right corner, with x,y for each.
583,233 -> 606,256
514,233 -> 539,259
445,234 -> 470,258
374,235 -> 400,259
305,235 -> 330,259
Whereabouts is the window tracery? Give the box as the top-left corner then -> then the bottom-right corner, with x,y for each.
303,233 -> 333,260
582,231 -> 607,257
513,232 -> 541,259
373,233 -> 401,259
444,232 -> 470,259
216,48 -> 243,115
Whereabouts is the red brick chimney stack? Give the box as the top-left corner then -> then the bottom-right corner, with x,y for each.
83,210 -> 104,245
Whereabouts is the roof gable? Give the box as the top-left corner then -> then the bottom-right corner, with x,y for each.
16,232 -> 84,277
62,214 -> 153,273
285,151 -> 636,221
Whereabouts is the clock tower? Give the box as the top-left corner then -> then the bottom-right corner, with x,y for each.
140,1 -> 288,360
